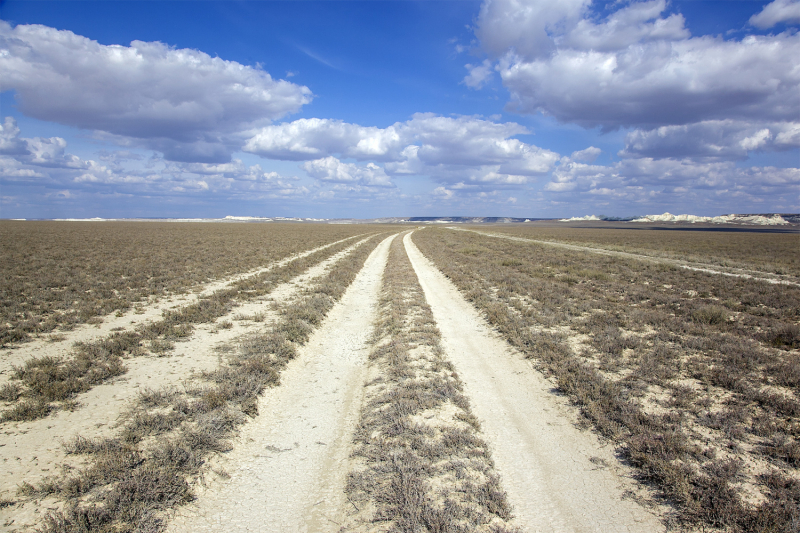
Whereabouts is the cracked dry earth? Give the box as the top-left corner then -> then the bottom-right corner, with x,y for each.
164,231 -> 663,533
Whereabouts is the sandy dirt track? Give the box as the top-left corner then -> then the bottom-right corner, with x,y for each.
456,227 -> 800,287
5,229 -> 673,532
0,234 -> 366,388
166,234 -> 395,533
405,232 -> 664,533
0,236 -> 372,532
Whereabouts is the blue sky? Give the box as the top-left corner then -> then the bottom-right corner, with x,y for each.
0,0 -> 798,219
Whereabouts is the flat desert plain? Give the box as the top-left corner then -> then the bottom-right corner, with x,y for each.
1,221 -> 798,533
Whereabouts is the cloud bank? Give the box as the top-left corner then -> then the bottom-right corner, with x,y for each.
244,113 -> 560,189
0,22 -> 311,162
462,0 -> 800,210
0,117 -> 308,201
474,0 -> 800,131
750,0 -> 800,29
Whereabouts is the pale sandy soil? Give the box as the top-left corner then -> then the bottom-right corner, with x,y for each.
0,236 -> 371,532
457,227 -> 800,287
0,234 -> 365,388
4,229 -> 676,532
166,231 -> 666,533
166,234 -> 395,533
405,232 -> 665,533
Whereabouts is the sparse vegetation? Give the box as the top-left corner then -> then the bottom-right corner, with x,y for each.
413,226 -> 800,533
345,234 -> 516,532
0,221 -> 371,345
5,221 -> 798,533
24,233 -> 387,533
0,234 -> 375,422
489,224 -> 800,278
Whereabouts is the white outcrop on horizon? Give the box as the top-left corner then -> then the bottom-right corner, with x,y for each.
558,215 -> 602,222
631,213 -> 789,225
557,212 -> 790,225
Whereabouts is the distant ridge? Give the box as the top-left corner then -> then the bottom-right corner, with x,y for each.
43,216 -> 328,223
328,216 -> 545,224
631,212 -> 791,225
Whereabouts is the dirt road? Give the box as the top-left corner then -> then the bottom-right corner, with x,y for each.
455,227 -> 800,287
0,236 -> 373,532
164,231 -> 662,533
167,234 -> 395,533
5,228 -> 673,532
404,232 -> 664,533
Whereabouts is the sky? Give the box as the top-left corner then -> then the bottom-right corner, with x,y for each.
0,0 -> 798,219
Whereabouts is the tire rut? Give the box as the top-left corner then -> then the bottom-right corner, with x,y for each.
455,227 -> 800,287
342,232 -> 515,532
165,234 -> 396,533
0,235 -> 377,532
405,232 -> 664,533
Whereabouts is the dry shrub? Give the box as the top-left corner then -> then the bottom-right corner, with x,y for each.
765,323 -> 800,350
346,235 -> 514,532
0,382 -> 22,402
412,227 -> 800,533
691,304 -> 729,325
32,233 -> 388,533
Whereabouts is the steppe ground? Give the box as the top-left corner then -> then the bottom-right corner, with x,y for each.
0,221 -> 797,533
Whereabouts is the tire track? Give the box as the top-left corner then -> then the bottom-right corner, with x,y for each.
0,233 -> 369,387
343,232 -> 515,532
0,235 -> 377,532
166,234 -> 396,533
453,227 -> 800,287
405,232 -> 664,533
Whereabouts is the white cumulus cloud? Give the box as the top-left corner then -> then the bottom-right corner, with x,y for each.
243,119 -> 403,161
245,113 -> 559,190
0,22 -> 311,162
476,0 -> 589,59
561,0 -> 689,52
750,0 -> 800,29
302,156 -> 394,188
620,121 -> 800,160
0,117 -> 28,156
570,146 -> 601,163
474,0 -> 800,130
463,59 -> 494,89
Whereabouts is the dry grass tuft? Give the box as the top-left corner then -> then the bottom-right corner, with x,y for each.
345,234 -> 517,533
26,233 -> 387,533
414,226 -> 800,533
